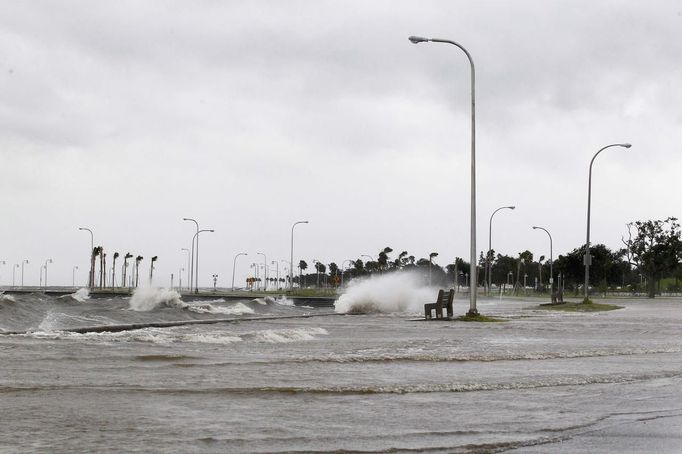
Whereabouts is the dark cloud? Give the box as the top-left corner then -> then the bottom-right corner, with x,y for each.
0,1 -> 680,286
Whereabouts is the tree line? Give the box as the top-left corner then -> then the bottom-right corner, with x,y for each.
287,218 -> 681,298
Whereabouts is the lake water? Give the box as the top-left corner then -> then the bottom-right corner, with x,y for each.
2,289 -> 682,453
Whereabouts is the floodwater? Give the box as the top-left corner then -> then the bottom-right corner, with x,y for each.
1,288 -> 682,453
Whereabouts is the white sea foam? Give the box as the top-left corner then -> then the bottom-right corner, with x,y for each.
243,327 -> 328,343
187,302 -> 254,315
334,271 -> 435,314
0,293 -> 16,303
276,296 -> 294,306
128,287 -> 185,311
251,295 -> 292,306
69,288 -> 90,303
28,326 -> 328,345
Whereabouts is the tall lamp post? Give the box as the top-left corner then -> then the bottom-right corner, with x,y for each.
487,206 -> 515,294
183,218 -> 199,293
532,226 -> 553,301
232,252 -> 247,291
584,143 -> 631,303
43,258 -> 53,288
21,259 -> 29,288
341,259 -> 354,287
78,227 -> 94,288
409,35 -> 478,315
361,255 -> 373,273
257,252 -> 267,291
191,228 -> 214,293
290,220 -> 309,290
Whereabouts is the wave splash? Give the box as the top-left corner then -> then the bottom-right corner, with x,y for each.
128,287 -> 255,315
129,287 -> 185,311
23,326 -> 329,345
0,293 -> 16,303
62,288 -> 90,303
334,272 -> 435,314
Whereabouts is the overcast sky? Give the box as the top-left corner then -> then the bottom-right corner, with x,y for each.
1,0 -> 681,288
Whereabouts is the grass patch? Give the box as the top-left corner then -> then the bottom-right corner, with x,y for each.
537,301 -> 622,312
455,313 -> 506,323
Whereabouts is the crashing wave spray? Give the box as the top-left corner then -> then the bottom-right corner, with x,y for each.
128,287 -> 255,315
334,271 -> 436,314
69,288 -> 90,303
129,287 -> 184,311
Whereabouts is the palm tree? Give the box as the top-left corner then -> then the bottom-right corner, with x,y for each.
429,252 -> 439,285
299,260 -> 308,288
149,256 -> 158,283
112,252 -> 119,288
135,256 -> 143,288
377,247 -> 392,271
122,253 -> 132,287
92,247 -> 103,289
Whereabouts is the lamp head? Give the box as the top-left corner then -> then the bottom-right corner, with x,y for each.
532,226 -> 538,230
408,35 -> 430,44
509,206 -> 516,210
622,143 -> 632,148
208,229 -> 215,232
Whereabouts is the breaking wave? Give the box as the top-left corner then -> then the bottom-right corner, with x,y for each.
129,287 -> 184,311
252,296 -> 294,306
163,370 -> 682,395
335,271 -> 435,314
128,287 -> 257,316
60,288 -> 90,303
187,302 -> 254,315
20,326 -> 329,345
0,293 -> 16,303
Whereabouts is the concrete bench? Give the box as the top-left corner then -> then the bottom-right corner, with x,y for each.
424,289 -> 454,320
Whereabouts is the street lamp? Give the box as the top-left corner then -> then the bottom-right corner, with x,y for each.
21,259 -> 29,288
290,221 -> 309,290
257,252 -> 267,291
43,258 -> 53,287
341,259 -> 354,287
183,218 -> 199,293
409,35 -> 478,315
78,227 -> 94,288
532,226 -> 554,301
190,228 -> 214,293
488,206 -> 515,294
181,248 -> 190,291
232,252 -> 247,291
584,143 -> 631,302
361,255 -> 373,273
